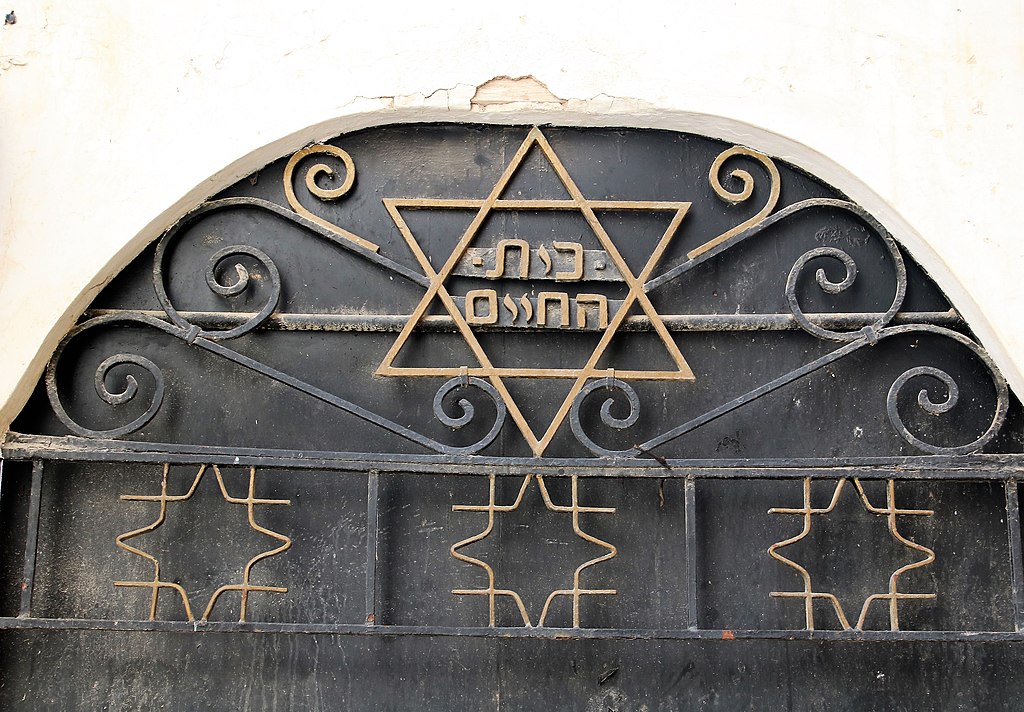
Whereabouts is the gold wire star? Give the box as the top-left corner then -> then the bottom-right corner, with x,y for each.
450,474 -> 616,628
115,463 -> 292,622
768,478 -> 935,631
377,128 -> 695,456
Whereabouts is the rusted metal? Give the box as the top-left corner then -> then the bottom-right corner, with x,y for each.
82,308 -> 964,333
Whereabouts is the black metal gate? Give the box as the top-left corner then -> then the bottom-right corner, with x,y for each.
2,124 -> 1022,710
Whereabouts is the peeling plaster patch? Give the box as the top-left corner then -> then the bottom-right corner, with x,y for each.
565,93 -> 659,115
471,75 -> 566,110
390,84 -> 476,111
339,79 -> 658,119
468,76 -> 659,116
430,84 -> 476,109
339,84 -> 479,115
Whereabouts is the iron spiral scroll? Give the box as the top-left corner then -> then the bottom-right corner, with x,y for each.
569,149 -> 1008,458
44,312 -> 509,454
43,131 -> 1009,459
44,151 -> 507,454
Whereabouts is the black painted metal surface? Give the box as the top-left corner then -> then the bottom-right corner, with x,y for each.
2,124 -> 1023,710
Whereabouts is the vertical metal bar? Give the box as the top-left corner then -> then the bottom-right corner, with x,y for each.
19,460 -> 44,618
365,471 -> 380,625
1005,479 -> 1024,632
684,476 -> 699,630
0,459 -> 4,592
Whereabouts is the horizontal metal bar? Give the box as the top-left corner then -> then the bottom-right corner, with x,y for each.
0,616 -> 1019,643
82,308 -> 963,334
4,433 -> 1023,479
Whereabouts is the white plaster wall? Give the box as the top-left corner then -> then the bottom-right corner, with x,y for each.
0,1 -> 1021,429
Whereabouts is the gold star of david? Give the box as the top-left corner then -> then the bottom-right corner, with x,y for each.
377,128 -> 695,456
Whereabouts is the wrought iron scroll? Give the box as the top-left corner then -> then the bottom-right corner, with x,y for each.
576,172 -> 1007,458
43,129 -> 1009,459
7,126 -> 1024,652
687,145 -> 781,259
282,144 -> 381,253
45,312 -> 507,455
151,196 -> 427,344
571,322 -> 1009,458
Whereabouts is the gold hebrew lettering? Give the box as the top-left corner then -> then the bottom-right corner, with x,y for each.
553,241 -> 584,281
537,292 -> 570,328
502,293 -> 520,323
465,289 -> 499,325
537,245 -> 552,276
519,294 -> 534,322
576,294 -> 609,329
486,239 -> 530,279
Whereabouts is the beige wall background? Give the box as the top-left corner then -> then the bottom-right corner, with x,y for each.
0,1 -> 1021,430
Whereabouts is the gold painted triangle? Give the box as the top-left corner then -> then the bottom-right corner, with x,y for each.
377,128 -> 695,456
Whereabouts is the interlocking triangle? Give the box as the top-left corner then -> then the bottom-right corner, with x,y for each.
377,128 -> 695,456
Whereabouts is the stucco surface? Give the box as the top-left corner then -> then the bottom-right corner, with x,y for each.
0,1 -> 1020,429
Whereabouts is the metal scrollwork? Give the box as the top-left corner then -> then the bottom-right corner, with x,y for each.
36,130 -> 1014,462
201,245 -> 282,339
150,197 -> 427,344
784,205 -> 907,343
601,323 -> 1009,459
153,208 -> 284,342
569,378 -> 642,458
45,316 -> 169,438
18,127 -> 1024,658
431,376 -> 508,454
45,312 -> 509,454
884,326 -> 1009,455
282,144 -> 380,253
686,145 -> 781,259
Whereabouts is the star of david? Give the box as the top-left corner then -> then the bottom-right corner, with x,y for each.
377,128 -> 695,456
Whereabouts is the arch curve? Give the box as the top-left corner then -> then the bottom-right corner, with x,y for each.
2,106 -> 1019,436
